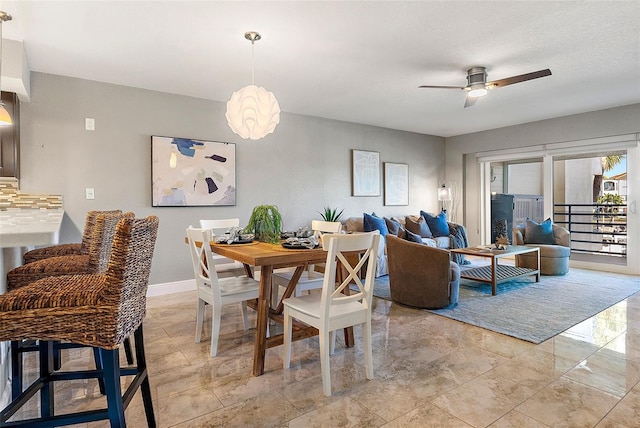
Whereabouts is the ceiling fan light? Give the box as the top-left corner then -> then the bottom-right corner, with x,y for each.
0,103 -> 12,126
468,85 -> 487,98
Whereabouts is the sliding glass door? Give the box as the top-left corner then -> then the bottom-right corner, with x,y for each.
478,135 -> 638,275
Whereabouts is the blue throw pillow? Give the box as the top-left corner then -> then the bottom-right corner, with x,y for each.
363,213 -> 388,237
524,218 -> 556,245
421,210 -> 450,237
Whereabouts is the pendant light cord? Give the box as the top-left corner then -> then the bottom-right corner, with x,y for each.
251,39 -> 255,86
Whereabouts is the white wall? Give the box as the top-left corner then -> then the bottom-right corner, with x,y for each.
19,72 -> 445,284
445,104 -> 640,245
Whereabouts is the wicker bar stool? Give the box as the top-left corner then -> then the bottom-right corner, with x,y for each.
0,215 -> 159,427
22,210 -> 121,264
7,211 -> 135,399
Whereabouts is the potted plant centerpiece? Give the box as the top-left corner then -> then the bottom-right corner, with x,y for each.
244,205 -> 283,244
318,206 -> 344,222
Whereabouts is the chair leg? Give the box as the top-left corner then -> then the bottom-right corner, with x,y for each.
53,340 -> 62,371
363,320 -> 374,380
100,348 -> 126,428
134,325 -> 156,428
319,329 -> 332,396
329,331 -> 336,356
210,301 -> 222,357
93,347 -> 106,395
195,298 -> 206,343
283,308 -> 292,369
124,337 -> 134,365
241,301 -> 249,330
10,340 -> 22,400
38,341 -> 55,418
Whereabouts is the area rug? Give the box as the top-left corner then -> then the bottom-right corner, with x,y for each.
372,269 -> 640,344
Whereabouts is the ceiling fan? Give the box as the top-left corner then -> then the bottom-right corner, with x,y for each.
419,67 -> 552,108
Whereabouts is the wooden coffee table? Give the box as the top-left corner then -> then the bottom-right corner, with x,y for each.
451,245 -> 540,296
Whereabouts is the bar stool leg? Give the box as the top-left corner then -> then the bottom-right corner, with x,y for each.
38,341 -> 54,418
123,337 -> 134,365
10,341 -> 22,400
134,325 -> 156,428
100,347 -> 126,427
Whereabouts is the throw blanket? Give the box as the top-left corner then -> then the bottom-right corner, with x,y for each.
449,223 -> 470,265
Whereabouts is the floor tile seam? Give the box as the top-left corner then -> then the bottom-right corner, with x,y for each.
558,372 -> 631,400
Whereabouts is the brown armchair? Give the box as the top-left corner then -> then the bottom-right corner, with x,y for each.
514,223 -> 571,275
386,235 -> 460,309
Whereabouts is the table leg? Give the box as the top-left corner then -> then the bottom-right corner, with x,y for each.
253,265 -> 273,376
535,248 -> 541,282
491,257 -> 497,296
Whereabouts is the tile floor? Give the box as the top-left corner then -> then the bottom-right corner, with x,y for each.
10,281 -> 640,427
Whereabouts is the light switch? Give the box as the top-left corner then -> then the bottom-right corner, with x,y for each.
85,118 -> 95,131
85,188 -> 95,200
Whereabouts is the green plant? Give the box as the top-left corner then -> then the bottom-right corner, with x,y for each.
244,205 -> 283,244
318,206 -> 344,222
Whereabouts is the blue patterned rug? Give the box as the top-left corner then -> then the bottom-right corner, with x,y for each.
373,269 -> 640,343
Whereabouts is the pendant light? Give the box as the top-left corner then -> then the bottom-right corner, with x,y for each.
0,11 -> 12,127
225,32 -> 280,140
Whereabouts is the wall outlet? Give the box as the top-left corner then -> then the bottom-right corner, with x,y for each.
85,118 -> 95,131
85,188 -> 95,200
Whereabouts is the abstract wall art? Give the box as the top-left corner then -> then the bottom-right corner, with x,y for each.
384,162 -> 409,206
352,149 -> 380,196
151,136 -> 236,206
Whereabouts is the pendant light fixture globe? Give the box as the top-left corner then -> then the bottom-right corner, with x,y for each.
226,32 -> 280,140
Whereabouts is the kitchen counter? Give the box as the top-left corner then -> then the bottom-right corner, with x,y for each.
0,208 -> 64,248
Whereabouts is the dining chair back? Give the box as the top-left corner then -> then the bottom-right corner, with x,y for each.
282,231 -> 380,396
271,220 -> 342,307
186,226 -> 260,356
199,218 -> 242,269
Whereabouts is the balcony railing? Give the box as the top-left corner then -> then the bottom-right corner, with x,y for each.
554,203 -> 627,258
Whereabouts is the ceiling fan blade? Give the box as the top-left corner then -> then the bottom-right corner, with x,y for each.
464,95 -> 477,108
418,85 -> 466,90
487,69 -> 552,88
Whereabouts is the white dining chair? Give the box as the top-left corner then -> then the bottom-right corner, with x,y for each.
282,231 -> 380,396
186,226 -> 260,357
271,220 -> 342,307
199,218 -> 242,270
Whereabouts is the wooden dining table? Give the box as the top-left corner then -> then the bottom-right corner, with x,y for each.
208,240 -> 355,376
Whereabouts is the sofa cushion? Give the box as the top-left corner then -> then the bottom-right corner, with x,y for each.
405,216 -> 433,238
344,217 -> 364,233
363,213 -> 388,236
384,217 -> 402,235
421,210 -> 450,237
524,218 -> 555,245
398,227 -> 422,244
421,237 -> 437,247
433,236 -> 451,249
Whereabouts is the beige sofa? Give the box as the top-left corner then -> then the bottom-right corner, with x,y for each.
343,215 -> 468,277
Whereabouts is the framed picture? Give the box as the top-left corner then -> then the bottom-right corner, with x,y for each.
151,136 -> 236,206
384,162 -> 409,206
351,150 -> 380,196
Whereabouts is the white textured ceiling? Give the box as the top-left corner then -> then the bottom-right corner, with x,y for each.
2,1 -> 639,137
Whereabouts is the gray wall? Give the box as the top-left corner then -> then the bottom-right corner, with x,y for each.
19,72 -> 445,285
445,104 -> 640,245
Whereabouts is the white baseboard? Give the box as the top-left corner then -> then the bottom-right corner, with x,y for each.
147,279 -> 195,297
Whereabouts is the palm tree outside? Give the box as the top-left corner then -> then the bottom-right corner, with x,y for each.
592,155 -> 625,202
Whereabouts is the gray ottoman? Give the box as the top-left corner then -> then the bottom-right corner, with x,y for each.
516,244 -> 571,276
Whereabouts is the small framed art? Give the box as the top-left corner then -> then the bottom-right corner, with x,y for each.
384,162 -> 409,206
351,149 -> 381,196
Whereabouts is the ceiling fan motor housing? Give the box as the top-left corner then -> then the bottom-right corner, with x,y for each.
467,67 -> 488,86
